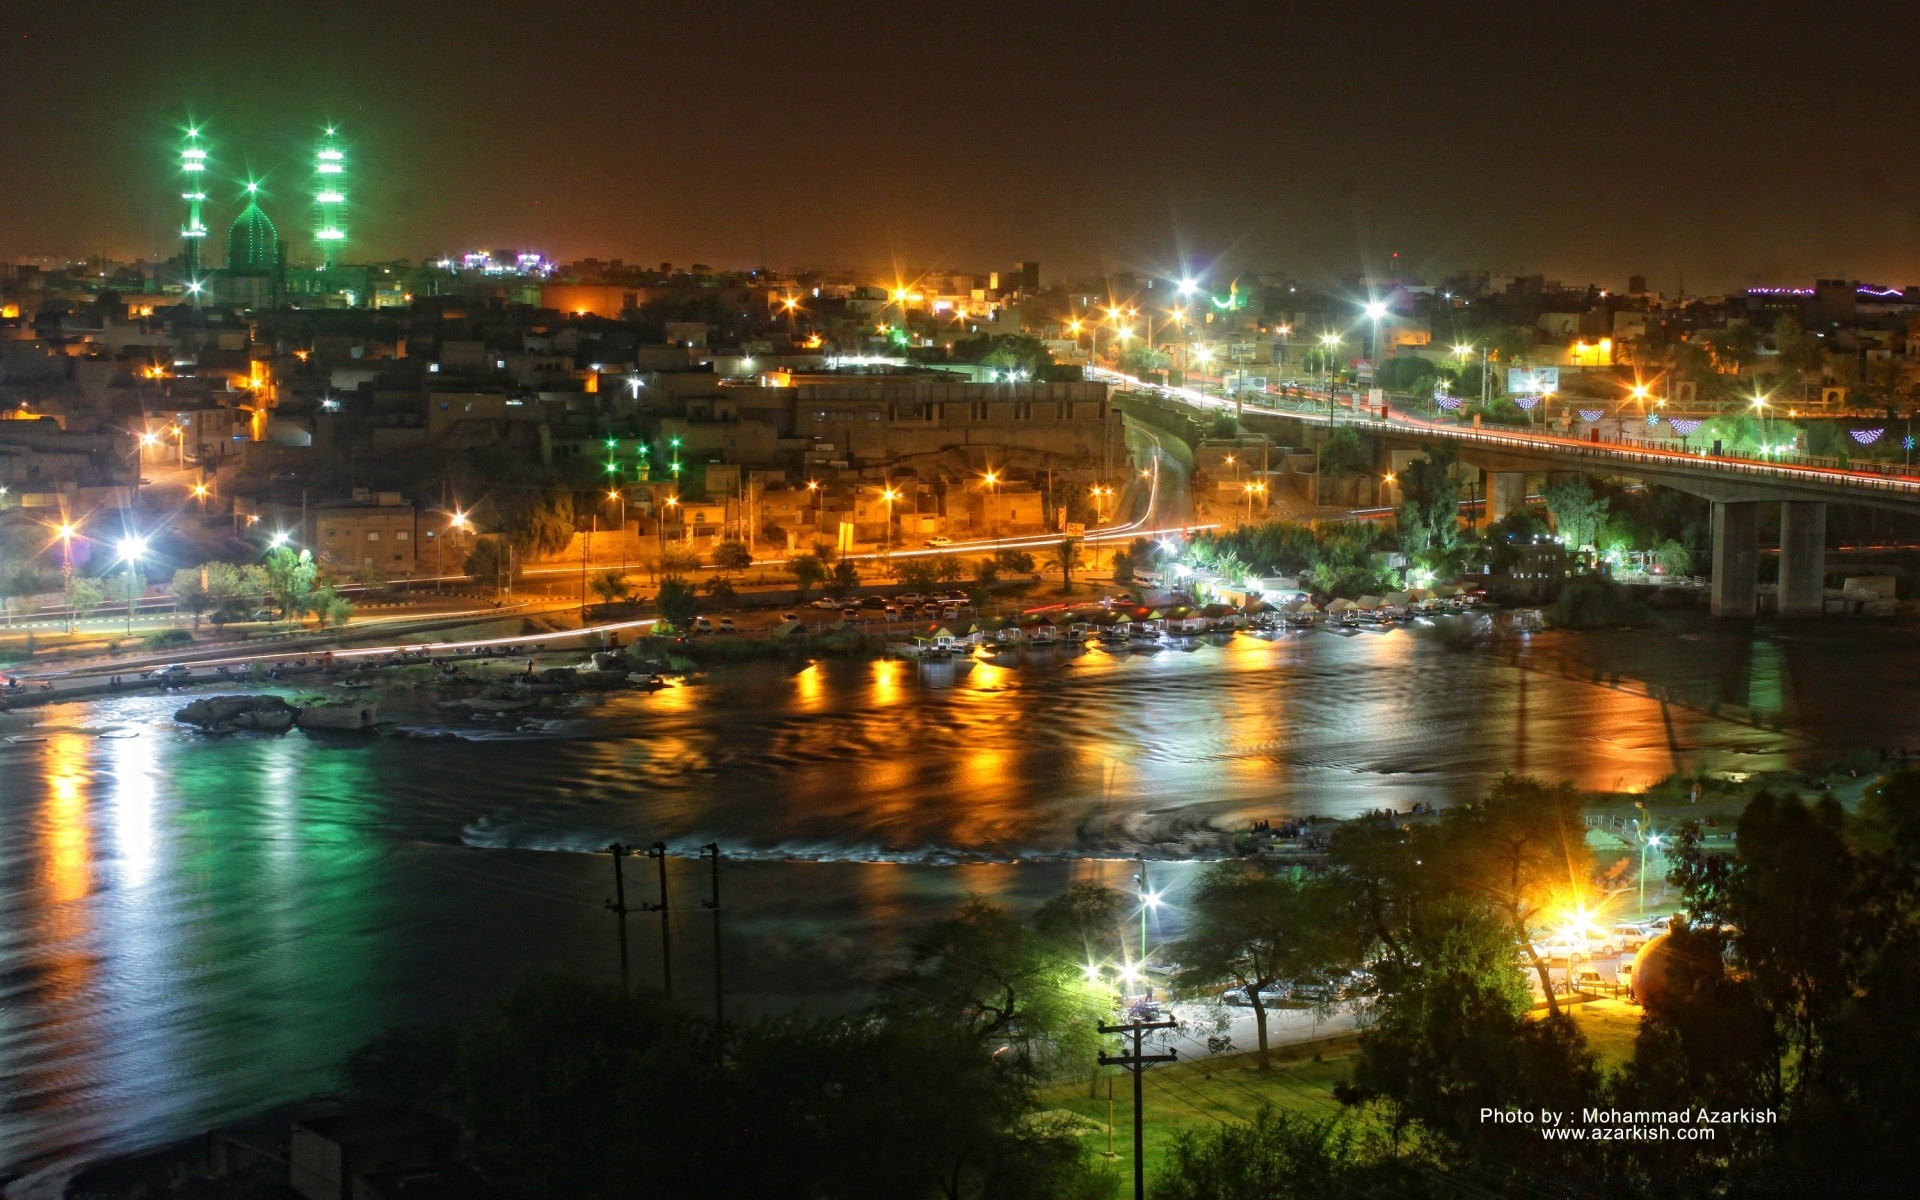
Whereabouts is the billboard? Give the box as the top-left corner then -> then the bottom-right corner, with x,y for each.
1507,367 -> 1560,394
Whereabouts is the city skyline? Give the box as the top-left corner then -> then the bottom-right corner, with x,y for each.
5,3 -> 1920,290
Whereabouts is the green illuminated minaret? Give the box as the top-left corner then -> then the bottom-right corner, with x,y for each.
314,126 -> 345,266
179,124 -> 209,286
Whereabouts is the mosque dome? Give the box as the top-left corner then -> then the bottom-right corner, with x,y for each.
225,191 -> 279,275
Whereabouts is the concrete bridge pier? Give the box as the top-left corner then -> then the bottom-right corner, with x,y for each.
1485,471 -> 1528,523
1710,501 -> 1759,618
1777,501 -> 1827,618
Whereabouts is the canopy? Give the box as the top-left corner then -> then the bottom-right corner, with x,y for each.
770,619 -> 803,638
1435,583 -> 1464,597
1325,598 -> 1353,612
1384,591 -> 1411,606
1356,595 -> 1383,610
1296,601 -> 1320,614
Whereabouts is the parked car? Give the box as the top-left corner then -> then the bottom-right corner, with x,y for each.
1569,967 -> 1608,994
1222,982 -> 1290,1007
883,606 -> 900,620
840,607 -> 858,621
717,618 -> 738,634
156,664 -> 192,682
1599,924 -> 1648,955
926,536 -> 952,547
896,593 -> 926,604
859,595 -> 887,609
811,598 -> 841,610
693,617 -> 714,634
780,613 -> 800,622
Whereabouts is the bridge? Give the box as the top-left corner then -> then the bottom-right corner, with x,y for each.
1100,369 -> 1920,619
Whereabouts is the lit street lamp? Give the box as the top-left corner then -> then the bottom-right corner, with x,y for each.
881,486 -> 901,555
1363,299 -> 1388,364
116,534 -> 148,635
54,521 -> 79,632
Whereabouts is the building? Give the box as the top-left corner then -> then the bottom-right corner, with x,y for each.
306,491 -> 419,573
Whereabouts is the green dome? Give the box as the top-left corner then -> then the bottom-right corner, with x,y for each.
226,198 -> 279,274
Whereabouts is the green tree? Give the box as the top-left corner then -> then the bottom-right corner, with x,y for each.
1318,427 -> 1369,480
972,557 -> 999,585
1542,475 -> 1608,551
314,588 -> 354,629
589,569 -> 632,605
895,557 -> 939,592
710,539 -> 752,573
1158,1106 -> 1371,1200
932,554 -> 964,585
263,546 -> 318,619
703,576 -> 736,608
465,538 -> 514,592
1172,864 -> 1348,1071
826,559 -> 860,599
1110,546 -> 1135,583
1393,451 -> 1462,557
655,576 -> 700,627
880,897 -> 1107,1078
994,547 -> 1036,577
1374,356 -> 1438,396
788,553 -> 826,599
170,566 -> 211,629
65,574 -> 105,620
660,546 -> 705,575
1652,537 -> 1693,575
1049,538 -> 1083,592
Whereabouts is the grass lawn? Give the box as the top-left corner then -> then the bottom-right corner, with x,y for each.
1558,996 -> 1641,1069
1036,1033 -> 1362,1184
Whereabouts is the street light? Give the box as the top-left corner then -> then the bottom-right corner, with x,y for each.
1241,481 -> 1266,522
116,534 -> 148,634
1363,299 -> 1388,362
982,470 -> 999,544
54,521 -> 79,632
440,510 -> 469,591
881,486 -> 901,555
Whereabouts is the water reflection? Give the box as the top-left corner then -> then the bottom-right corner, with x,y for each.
1,619 -> 1909,1175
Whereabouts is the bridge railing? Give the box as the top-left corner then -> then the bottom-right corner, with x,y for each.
1217,389 -> 1920,499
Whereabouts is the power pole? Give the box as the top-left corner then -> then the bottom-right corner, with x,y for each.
701,842 -> 723,1024
642,841 -> 672,1000
604,842 -> 632,994
1098,1017 -> 1178,1200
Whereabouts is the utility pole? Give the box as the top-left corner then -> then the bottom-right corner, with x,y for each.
642,841 -> 672,1000
701,842 -> 723,1024
604,842 -> 632,994
1098,1017 -> 1178,1200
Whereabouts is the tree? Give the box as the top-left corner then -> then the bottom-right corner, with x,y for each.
660,546 -> 705,575
495,485 -> 576,557
1773,314 -> 1824,383
204,562 -> 267,627
465,538 -> 514,592
788,553 -> 826,599
1158,1106 -> 1371,1200
703,576 -> 736,608
880,896 -> 1107,1077
1110,546 -> 1135,583
994,547 -> 1036,577
65,574 -> 105,620
932,553 -> 964,585
315,588 -> 355,629
1318,427 -> 1369,480
654,577 -> 699,627
1049,539 -> 1082,592
1375,356 -> 1439,396
710,540 -> 752,573
1652,537 -> 1693,576
895,557 -> 939,592
1393,451 -> 1462,557
972,557 -> 999,585
826,559 -> 860,599
1542,475 -> 1608,552
263,546 -> 318,619
589,569 -> 632,605
170,566 -> 211,629
1172,864 -> 1347,1071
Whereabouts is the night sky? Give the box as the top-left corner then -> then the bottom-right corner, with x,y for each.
5,2 -> 1920,291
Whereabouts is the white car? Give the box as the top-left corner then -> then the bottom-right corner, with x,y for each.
926,536 -> 952,547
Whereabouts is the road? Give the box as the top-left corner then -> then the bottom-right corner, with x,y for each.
1095,366 -> 1920,507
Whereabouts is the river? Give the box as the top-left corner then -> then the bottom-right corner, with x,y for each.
0,615 -> 1906,1178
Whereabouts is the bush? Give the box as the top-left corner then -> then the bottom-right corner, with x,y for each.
142,629 -> 194,650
